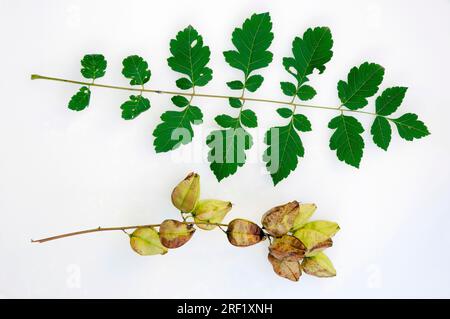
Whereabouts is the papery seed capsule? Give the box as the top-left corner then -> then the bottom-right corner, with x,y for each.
294,228 -> 333,257
268,253 -> 301,282
193,199 -> 232,230
171,172 -> 200,213
226,218 -> 265,247
269,235 -> 306,261
159,219 -> 195,249
301,252 -> 336,277
291,203 -> 317,232
129,227 -> 168,256
261,200 -> 299,237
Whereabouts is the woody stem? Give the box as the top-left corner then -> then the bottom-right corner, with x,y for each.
31,221 -> 229,243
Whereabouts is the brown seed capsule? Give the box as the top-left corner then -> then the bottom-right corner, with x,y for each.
269,235 -> 306,261
159,219 -> 195,249
268,253 -> 302,282
193,199 -> 232,230
226,219 -> 265,247
261,201 -> 299,237
171,172 -> 200,213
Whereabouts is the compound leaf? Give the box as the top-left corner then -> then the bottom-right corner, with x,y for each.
120,95 -> 150,120
167,25 -> 212,87
153,106 -> 203,153
207,127 -> 253,181
80,54 -> 107,79
328,115 -> 365,168
338,62 -> 384,110
371,116 -> 391,150
223,12 -> 274,78
122,55 -> 151,85
68,86 -> 90,111
263,124 -> 305,185
392,113 -> 430,141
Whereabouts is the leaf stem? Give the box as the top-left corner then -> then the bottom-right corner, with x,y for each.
31,221 -> 230,243
31,74 -> 383,118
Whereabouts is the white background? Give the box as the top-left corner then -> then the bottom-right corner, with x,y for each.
1,0 -> 449,298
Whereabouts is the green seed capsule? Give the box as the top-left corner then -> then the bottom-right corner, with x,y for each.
193,199 -> 232,230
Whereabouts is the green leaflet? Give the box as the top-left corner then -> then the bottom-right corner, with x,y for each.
68,86 -> 91,111
375,86 -> 407,116
263,123 -> 305,185
223,12 -> 273,79
207,127 -> 253,182
277,108 -> 293,118
282,26 -> 333,88
176,78 -> 192,89
328,115 -> 365,168
167,25 -> 212,88
245,75 -> 264,92
240,109 -> 257,128
153,106 -> 203,153
371,116 -> 392,150
80,54 -> 107,79
280,82 -> 296,96
228,97 -> 242,108
120,95 -> 150,120
266,27 -> 332,185
227,80 -> 244,90
297,85 -> 316,100
122,55 -> 151,85
215,115 -> 239,128
392,113 -> 430,141
293,114 -> 312,132
338,62 -> 384,110
171,95 -> 190,108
